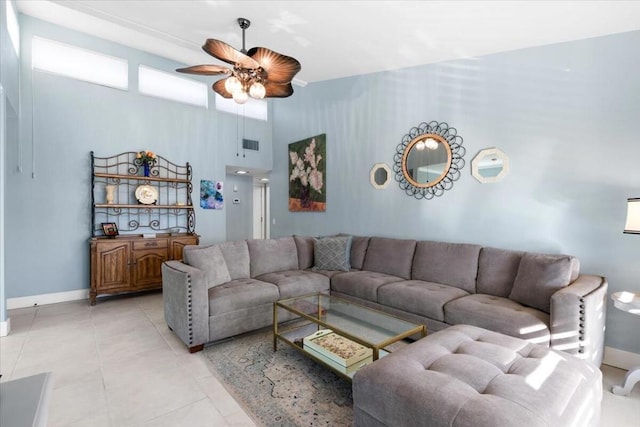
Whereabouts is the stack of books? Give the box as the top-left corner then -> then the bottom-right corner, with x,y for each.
303,329 -> 373,375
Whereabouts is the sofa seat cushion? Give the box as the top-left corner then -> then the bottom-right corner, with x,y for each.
309,269 -> 348,279
378,280 -> 469,322
444,294 -> 550,345
331,271 -> 404,302
257,270 -> 330,299
208,279 -> 279,316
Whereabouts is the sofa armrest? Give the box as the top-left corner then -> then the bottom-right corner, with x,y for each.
162,260 -> 209,352
550,274 -> 608,366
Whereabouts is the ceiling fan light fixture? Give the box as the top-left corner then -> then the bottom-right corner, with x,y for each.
249,81 -> 266,99
176,17 -> 301,104
233,89 -> 249,104
224,76 -> 242,94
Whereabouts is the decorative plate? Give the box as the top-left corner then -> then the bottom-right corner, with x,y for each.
135,184 -> 158,205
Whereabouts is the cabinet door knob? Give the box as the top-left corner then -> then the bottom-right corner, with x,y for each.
145,242 -> 157,247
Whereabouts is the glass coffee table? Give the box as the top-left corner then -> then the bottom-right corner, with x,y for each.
273,293 -> 426,380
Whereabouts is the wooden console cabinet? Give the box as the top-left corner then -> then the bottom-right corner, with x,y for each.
89,234 -> 197,305
89,151 -> 198,304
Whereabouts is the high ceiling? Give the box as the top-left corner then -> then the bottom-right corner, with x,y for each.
16,1 -> 640,85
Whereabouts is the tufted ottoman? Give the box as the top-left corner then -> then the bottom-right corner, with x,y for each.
352,325 -> 602,427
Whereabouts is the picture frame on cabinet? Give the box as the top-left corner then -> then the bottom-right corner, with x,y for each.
101,222 -> 119,237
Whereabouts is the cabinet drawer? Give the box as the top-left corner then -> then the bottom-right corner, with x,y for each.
133,239 -> 168,250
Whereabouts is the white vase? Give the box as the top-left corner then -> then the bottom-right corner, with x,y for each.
105,185 -> 116,204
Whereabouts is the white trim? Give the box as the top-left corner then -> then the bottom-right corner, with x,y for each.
0,318 -> 10,337
7,289 -> 89,310
603,346 -> 640,370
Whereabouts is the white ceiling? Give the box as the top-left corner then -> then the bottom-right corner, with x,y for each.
16,1 -> 640,85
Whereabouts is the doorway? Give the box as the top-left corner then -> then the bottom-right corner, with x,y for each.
252,183 -> 270,239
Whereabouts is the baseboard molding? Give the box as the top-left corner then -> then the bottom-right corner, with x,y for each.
0,318 -> 10,337
603,346 -> 640,370
7,289 -> 89,310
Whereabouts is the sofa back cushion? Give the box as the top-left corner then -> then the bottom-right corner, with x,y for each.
218,240 -> 250,280
350,236 -> 370,270
476,247 -> 526,297
247,237 -> 299,277
362,237 -> 416,279
509,253 -> 580,313
182,244 -> 231,288
412,241 -> 482,293
293,235 -> 315,269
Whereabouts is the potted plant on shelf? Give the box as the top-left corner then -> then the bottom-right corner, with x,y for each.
135,150 -> 157,177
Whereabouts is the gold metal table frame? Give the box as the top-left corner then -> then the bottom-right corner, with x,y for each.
273,292 -> 426,380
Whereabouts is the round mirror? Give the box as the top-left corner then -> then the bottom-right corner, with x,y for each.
471,148 -> 509,183
370,163 -> 391,189
403,135 -> 451,188
393,121 -> 465,199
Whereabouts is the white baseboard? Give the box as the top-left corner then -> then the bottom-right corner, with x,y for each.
7,289 -> 89,310
0,318 -> 10,337
603,346 -> 640,370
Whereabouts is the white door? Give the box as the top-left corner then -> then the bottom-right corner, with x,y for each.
252,184 -> 269,239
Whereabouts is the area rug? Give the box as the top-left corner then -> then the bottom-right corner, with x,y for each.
202,327 -> 354,426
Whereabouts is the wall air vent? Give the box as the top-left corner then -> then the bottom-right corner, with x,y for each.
242,139 -> 259,151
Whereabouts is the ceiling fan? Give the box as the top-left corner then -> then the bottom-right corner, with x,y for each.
176,17 -> 301,104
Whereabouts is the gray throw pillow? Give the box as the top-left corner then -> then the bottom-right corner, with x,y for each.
313,235 -> 353,271
184,244 -> 232,288
509,253 -> 573,313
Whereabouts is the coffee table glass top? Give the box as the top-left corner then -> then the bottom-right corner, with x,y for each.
276,293 -> 423,348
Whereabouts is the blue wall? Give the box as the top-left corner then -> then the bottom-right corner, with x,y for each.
4,15 -> 272,300
5,14 -> 640,356
271,31 -> 640,355
1,0 -> 21,325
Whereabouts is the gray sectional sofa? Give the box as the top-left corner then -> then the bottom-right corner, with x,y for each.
161,235 -> 607,365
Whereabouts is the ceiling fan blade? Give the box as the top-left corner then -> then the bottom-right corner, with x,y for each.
203,39 -> 259,69
175,64 -> 231,75
263,82 -> 294,98
212,79 -> 232,98
247,47 -> 301,84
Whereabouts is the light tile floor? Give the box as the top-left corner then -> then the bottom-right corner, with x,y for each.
1,291 -> 638,426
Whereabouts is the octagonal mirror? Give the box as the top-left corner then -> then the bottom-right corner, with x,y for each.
370,163 -> 391,189
471,148 -> 509,183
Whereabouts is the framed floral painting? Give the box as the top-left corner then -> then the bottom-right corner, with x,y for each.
289,134 -> 326,212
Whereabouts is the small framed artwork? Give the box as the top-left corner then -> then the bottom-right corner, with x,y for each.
101,222 -> 119,237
